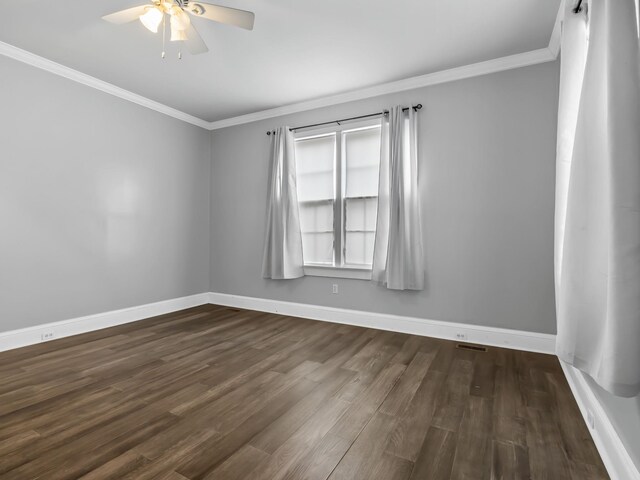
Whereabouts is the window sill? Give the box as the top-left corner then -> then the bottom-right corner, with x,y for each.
304,265 -> 372,280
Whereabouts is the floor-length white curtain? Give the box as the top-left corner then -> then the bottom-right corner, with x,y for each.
556,0 -> 640,397
372,106 -> 424,290
262,127 -> 305,279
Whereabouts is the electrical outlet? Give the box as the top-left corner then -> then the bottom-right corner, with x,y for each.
332,284 -> 338,294
587,409 -> 595,430
455,332 -> 467,341
41,332 -> 55,341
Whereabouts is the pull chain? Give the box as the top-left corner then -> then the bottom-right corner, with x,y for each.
161,14 -> 166,59
159,11 -> 184,60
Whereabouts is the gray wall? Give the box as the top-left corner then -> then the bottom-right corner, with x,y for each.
0,55 -> 211,333
210,60 -> 560,334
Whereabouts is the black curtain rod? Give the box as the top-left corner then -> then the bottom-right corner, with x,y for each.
573,0 -> 583,13
266,104 -> 422,135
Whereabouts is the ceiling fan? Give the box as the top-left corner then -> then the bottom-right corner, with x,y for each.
103,1 -> 255,56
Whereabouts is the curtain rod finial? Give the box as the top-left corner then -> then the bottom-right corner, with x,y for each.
573,0 -> 583,13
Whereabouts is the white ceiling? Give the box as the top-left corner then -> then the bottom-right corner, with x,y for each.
0,0 -> 560,122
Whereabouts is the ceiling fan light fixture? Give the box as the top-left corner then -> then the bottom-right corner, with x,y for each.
170,8 -> 191,29
170,25 -> 188,41
170,8 -> 191,40
140,6 -> 163,33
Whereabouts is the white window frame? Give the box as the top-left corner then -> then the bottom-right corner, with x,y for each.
294,117 -> 382,280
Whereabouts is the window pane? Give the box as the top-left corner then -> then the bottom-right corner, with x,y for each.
344,127 -> 381,198
345,197 -> 377,232
302,232 -> 333,265
296,135 -> 335,202
299,201 -> 333,233
345,232 -> 375,266
297,171 -> 334,202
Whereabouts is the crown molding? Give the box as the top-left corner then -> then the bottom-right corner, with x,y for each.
1,5 -> 564,133
207,47 -> 557,130
208,5 -> 564,131
548,0 -> 565,58
0,41 -> 210,130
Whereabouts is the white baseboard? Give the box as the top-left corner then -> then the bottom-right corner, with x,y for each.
560,362 -> 640,480
0,290 -> 555,355
0,293 -> 210,353
207,292 -> 556,354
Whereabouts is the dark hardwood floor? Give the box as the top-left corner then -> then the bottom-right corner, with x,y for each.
0,304 -> 608,479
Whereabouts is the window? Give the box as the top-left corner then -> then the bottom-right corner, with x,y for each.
295,119 -> 382,278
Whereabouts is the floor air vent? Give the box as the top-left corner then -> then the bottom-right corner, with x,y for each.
456,343 -> 488,352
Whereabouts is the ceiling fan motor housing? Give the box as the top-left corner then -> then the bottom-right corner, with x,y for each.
177,0 -> 205,15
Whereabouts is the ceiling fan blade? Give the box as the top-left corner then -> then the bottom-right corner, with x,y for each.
102,5 -> 150,24
184,24 -> 209,55
186,2 -> 255,30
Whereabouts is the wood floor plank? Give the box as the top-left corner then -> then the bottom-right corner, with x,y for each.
390,335 -> 429,366
133,416 -> 220,461
470,349 -> 498,398
448,395 -> 493,479
281,433 -> 352,480
328,412 -> 399,480
490,439 -> 531,480
211,361 -> 322,435
124,428 -> 219,480
329,363 -> 406,441
525,406 -> 573,479
249,368 -> 354,454
334,342 -> 404,403
385,369 -> 447,462
369,453 -> 414,480
244,396 -> 351,480
8,413 -> 178,480
202,444 -> 270,480
78,451 -> 151,480
408,426 -> 458,480
174,378 -> 318,480
305,329 -> 375,383
430,356 -> 474,432
0,430 -> 40,457
0,306 -> 608,480
379,350 -> 436,416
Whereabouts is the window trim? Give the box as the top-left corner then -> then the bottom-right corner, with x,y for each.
295,117 -> 382,278
303,265 -> 373,280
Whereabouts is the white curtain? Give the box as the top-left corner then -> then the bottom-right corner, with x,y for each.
372,106 -> 425,290
555,0 -> 640,397
262,127 -> 305,279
